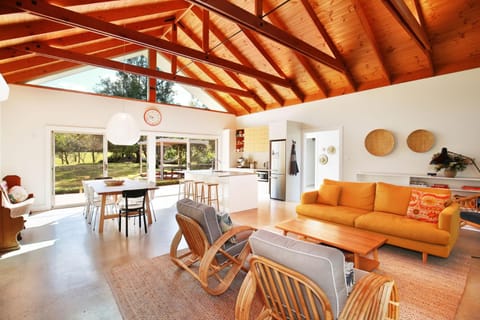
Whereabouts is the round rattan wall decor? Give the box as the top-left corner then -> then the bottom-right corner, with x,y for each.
407,129 -> 435,153
364,129 -> 395,156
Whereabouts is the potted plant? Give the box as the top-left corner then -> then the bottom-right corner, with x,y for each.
431,151 -> 469,177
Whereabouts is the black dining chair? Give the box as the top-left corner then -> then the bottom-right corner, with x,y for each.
118,188 -> 148,237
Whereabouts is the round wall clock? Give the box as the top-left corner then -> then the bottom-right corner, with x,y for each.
144,107 -> 162,126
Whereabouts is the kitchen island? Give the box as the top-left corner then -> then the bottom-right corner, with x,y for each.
184,170 -> 258,212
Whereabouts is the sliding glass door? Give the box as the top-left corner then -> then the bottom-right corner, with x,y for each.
52,132 -> 147,207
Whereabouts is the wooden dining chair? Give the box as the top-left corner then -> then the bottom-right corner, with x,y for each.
118,188 -> 148,237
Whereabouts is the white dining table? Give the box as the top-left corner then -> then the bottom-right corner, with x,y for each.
86,179 -> 158,233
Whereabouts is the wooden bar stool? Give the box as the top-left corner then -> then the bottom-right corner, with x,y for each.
193,181 -> 205,203
205,182 -> 220,210
178,179 -> 194,200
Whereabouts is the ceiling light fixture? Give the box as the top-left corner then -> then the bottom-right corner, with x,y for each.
105,43 -> 140,146
0,73 -> 10,101
106,112 -> 140,145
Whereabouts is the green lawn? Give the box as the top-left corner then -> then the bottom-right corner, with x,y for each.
55,162 -> 178,194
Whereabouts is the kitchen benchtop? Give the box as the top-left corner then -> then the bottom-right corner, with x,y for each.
186,170 -> 257,177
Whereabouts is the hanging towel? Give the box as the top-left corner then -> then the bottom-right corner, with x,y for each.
289,141 -> 299,176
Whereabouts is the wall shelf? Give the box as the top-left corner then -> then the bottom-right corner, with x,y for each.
356,172 -> 480,197
235,129 -> 244,153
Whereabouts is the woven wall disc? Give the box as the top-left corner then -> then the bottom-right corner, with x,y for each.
364,129 -> 395,156
407,129 -> 435,153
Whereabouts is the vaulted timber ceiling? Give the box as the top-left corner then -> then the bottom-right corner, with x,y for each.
0,0 -> 479,115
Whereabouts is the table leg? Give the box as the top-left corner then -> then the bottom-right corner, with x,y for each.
98,195 -> 106,233
353,253 -> 360,268
373,248 -> 379,261
145,192 -> 153,224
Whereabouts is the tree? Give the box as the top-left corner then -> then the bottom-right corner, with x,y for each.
94,55 -> 175,104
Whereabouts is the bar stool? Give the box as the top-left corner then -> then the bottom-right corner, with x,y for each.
178,179 -> 194,200
205,182 -> 220,210
193,181 -> 205,203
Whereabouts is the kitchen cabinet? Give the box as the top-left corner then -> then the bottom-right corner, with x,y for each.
244,126 -> 269,152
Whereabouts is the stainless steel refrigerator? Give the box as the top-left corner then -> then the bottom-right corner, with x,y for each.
270,139 -> 286,200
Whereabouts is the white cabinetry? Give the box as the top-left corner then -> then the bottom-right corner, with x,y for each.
357,172 -> 480,196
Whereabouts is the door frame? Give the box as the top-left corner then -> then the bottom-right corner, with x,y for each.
302,127 -> 343,192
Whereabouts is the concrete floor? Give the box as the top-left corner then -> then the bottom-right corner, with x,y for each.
0,190 -> 479,319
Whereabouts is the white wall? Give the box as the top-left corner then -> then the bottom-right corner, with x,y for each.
2,67 -> 480,209
236,67 -> 480,185
0,85 -> 236,210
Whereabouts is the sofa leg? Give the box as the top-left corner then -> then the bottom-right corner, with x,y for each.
422,252 -> 428,264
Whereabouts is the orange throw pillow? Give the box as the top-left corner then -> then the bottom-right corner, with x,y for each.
406,190 -> 450,223
317,184 -> 341,206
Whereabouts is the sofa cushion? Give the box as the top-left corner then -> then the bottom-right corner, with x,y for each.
176,198 -> 222,245
317,184 -> 341,206
374,182 -> 412,215
249,229 -> 348,318
323,179 -> 375,211
355,211 -> 450,245
406,189 -> 450,223
296,204 -> 368,226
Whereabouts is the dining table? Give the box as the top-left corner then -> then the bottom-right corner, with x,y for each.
86,179 -> 158,233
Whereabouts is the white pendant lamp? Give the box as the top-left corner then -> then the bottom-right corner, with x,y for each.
0,73 -> 10,102
106,112 -> 140,145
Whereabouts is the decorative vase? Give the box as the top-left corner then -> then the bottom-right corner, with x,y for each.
444,168 -> 457,178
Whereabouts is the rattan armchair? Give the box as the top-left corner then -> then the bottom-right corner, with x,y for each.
454,194 -> 480,228
170,199 -> 255,296
235,255 -> 399,320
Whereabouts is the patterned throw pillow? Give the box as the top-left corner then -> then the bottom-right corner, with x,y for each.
406,190 -> 450,223
8,185 -> 29,203
216,211 -> 237,244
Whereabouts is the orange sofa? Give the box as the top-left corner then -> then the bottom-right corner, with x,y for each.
296,179 -> 460,263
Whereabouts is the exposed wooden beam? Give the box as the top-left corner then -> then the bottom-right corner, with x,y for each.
382,0 -> 433,74
352,0 -> 391,84
187,0 -> 345,73
178,7 -> 268,110
382,0 -> 431,52
224,70 -> 266,110
257,4 -> 328,97
241,28 -> 305,102
171,23 -> 178,75
254,0 -> 263,17
4,0 -> 292,88
411,0 -> 434,74
300,0 -> 356,91
148,49 -> 156,102
202,9 -> 209,52
14,42 -> 256,99
0,1 -> 188,44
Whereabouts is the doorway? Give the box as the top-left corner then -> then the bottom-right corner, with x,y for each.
303,129 -> 341,191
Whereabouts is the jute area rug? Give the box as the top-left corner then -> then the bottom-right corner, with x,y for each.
106,245 -> 470,320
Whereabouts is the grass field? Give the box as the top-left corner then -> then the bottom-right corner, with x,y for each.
54,162 -> 178,194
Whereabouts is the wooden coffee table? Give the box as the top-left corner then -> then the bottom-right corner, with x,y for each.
275,218 -> 387,271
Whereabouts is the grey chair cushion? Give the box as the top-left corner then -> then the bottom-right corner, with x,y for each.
249,229 -> 348,318
176,198 -> 222,245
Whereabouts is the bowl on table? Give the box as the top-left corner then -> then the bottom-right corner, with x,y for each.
104,179 -> 125,186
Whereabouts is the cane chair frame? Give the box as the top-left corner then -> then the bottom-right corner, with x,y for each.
170,213 -> 255,296
235,255 -> 399,320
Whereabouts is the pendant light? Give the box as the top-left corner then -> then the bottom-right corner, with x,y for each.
0,73 -> 10,101
106,112 -> 140,145
105,46 -> 140,145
